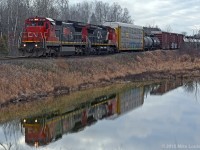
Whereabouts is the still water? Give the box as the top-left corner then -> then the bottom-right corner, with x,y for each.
1,79 -> 200,150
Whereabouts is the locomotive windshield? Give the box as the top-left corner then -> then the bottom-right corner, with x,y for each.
26,21 -> 44,27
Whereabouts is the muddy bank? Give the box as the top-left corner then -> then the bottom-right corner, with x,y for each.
0,50 -> 200,106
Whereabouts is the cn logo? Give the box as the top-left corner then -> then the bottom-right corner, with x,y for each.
28,32 -> 38,37
97,31 -> 102,40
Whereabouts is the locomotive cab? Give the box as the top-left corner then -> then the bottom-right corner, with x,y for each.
19,17 -> 58,57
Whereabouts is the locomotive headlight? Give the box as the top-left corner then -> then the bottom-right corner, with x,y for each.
23,119 -> 26,123
35,44 -> 38,47
23,44 -> 26,47
35,119 -> 38,123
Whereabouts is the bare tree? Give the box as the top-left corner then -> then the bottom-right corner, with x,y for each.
90,13 -> 97,25
69,3 -> 82,21
80,1 -> 92,23
165,24 -> 173,32
33,0 -> 56,17
94,1 -> 104,24
121,8 -> 132,23
109,3 -> 123,22
57,0 -> 69,20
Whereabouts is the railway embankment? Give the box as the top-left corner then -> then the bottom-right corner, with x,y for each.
0,49 -> 200,106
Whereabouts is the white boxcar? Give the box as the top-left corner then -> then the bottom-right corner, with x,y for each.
103,22 -> 144,51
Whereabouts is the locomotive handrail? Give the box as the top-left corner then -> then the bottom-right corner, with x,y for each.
18,32 -> 22,48
61,33 -> 85,44
86,36 -> 91,48
39,32 -> 45,48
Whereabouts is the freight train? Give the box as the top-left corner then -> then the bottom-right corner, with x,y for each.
21,86 -> 144,147
18,16 -> 184,57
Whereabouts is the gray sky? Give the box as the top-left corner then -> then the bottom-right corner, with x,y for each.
70,0 -> 200,35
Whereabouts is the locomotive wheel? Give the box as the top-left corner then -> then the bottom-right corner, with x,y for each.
19,49 -> 25,56
75,47 -> 83,55
83,48 -> 90,55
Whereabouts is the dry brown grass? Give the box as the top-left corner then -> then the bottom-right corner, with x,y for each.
1,50 -> 200,104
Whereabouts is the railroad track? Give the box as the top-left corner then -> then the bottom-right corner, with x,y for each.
0,56 -> 51,61
0,49 -> 167,61
0,56 -> 30,61
0,52 -> 117,61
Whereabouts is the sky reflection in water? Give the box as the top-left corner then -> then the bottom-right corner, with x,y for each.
1,80 -> 200,150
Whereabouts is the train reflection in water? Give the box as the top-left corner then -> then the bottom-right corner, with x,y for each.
21,87 -> 144,147
150,80 -> 183,95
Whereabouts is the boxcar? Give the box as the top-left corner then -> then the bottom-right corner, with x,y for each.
151,31 -> 184,50
177,34 -> 184,49
151,31 -> 171,49
103,22 -> 144,51
170,33 -> 177,49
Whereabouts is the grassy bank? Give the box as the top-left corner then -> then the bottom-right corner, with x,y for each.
0,49 -> 200,105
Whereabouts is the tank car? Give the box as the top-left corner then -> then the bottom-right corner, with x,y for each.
144,35 -> 160,50
151,36 -> 161,49
144,36 -> 153,50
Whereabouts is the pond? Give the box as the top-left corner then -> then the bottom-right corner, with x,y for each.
1,79 -> 200,150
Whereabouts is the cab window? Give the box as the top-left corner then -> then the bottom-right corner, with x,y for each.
46,23 -> 49,29
31,22 -> 37,26
26,21 -> 44,27
38,21 -> 44,26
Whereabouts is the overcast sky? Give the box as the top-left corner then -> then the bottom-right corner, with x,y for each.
70,0 -> 200,35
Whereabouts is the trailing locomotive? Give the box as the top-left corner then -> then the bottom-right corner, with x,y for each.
18,16 -> 184,57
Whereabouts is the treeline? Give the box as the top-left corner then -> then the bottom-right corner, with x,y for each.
0,0 -> 133,55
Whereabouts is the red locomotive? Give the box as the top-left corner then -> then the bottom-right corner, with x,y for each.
19,16 -> 117,57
